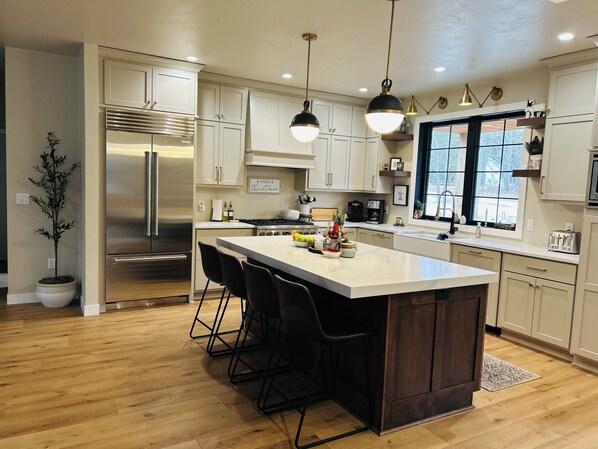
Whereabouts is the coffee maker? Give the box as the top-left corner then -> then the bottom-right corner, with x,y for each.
365,199 -> 385,224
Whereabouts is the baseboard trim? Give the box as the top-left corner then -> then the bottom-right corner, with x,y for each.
80,301 -> 100,316
7,292 -> 39,304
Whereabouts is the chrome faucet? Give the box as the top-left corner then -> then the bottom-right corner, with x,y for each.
435,190 -> 458,236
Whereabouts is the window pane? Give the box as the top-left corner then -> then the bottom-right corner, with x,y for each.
501,145 -> 523,171
477,146 -> 502,171
449,124 -> 468,148
473,198 -> 498,223
497,199 -> 518,224
475,172 -> 500,197
425,195 -> 439,216
480,120 -> 505,146
427,173 -> 447,194
499,173 -> 520,198
446,173 -> 465,196
503,119 -> 526,144
431,126 -> 450,149
429,149 -> 448,172
448,148 -> 466,171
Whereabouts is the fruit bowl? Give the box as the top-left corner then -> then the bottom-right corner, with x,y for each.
293,241 -> 310,248
322,248 -> 342,259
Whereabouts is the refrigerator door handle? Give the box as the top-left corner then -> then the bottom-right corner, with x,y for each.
152,152 -> 159,236
112,254 -> 188,264
145,151 -> 152,237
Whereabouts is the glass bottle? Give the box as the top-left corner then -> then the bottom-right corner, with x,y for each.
228,202 -> 234,221
222,201 -> 229,222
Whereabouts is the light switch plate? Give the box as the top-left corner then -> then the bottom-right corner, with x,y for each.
16,193 -> 30,204
526,219 -> 535,231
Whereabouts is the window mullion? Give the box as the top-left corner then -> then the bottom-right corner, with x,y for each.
462,118 -> 479,224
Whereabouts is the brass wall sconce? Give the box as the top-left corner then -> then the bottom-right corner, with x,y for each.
405,95 -> 448,116
458,83 -> 503,107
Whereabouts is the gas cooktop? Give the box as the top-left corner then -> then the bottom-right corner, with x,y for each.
239,218 -> 317,236
239,219 -> 314,227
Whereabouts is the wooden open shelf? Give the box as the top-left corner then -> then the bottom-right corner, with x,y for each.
512,169 -> 541,178
381,132 -> 414,142
379,170 -> 411,177
516,117 -> 546,129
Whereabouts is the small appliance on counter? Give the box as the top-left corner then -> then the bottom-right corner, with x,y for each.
548,230 -> 581,254
211,199 -> 224,222
346,200 -> 365,222
365,199 -> 385,224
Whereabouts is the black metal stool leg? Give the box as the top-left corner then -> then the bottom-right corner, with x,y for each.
295,344 -> 324,449
207,292 -> 234,357
189,280 -> 217,339
228,308 -> 255,381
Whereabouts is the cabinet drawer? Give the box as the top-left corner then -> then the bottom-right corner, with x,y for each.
502,253 -> 576,285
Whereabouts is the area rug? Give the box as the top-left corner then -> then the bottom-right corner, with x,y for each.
481,353 -> 540,391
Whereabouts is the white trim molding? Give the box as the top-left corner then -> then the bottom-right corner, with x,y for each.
80,301 -> 100,316
7,292 -> 39,305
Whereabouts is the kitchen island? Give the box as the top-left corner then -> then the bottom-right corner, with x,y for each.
217,236 -> 499,434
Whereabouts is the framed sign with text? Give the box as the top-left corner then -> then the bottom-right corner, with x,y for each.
247,178 -> 281,194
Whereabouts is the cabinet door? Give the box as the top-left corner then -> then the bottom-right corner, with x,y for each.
356,229 -> 371,244
498,272 -> 535,336
218,123 -> 245,186
220,86 -> 248,124
531,279 -> 575,349
548,63 -> 598,118
351,107 -> 367,138
312,100 -> 333,134
343,228 -> 357,241
363,138 -> 379,192
152,67 -> 197,115
348,138 -> 366,190
197,83 -> 220,121
195,120 -> 219,185
371,231 -> 393,249
248,92 -> 281,150
542,115 -> 593,201
104,60 -> 151,109
451,246 -> 502,327
308,135 -> 331,190
328,136 -> 350,190
332,104 -> 353,136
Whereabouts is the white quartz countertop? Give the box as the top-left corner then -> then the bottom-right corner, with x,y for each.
195,221 -> 255,230
217,235 -> 499,299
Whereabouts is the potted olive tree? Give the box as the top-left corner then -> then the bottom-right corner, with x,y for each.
29,132 -> 80,308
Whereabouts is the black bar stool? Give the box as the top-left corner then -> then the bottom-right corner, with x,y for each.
272,275 -> 371,449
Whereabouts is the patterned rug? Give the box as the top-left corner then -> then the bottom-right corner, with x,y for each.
481,353 -> 540,391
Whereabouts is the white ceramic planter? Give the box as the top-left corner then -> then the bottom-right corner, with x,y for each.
36,279 -> 77,308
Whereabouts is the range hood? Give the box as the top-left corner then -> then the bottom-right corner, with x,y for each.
245,90 -> 316,169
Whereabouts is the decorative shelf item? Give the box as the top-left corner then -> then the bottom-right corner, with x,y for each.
381,132 -> 414,142
516,117 -> 545,129
379,170 -> 411,177
512,169 -> 541,178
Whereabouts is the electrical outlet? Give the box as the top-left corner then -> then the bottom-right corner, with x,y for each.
16,193 -> 30,204
526,219 -> 535,231
48,258 -> 55,269
198,200 -> 206,212
565,222 -> 574,231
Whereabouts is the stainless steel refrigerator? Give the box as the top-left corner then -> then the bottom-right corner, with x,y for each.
105,109 -> 194,304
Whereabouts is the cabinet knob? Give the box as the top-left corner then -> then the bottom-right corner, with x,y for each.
151,101 -> 157,109
529,283 -> 534,287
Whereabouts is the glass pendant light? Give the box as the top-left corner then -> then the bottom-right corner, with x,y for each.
365,0 -> 405,134
290,33 -> 320,143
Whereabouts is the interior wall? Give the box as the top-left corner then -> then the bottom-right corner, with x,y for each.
5,47 -> 81,300
0,50 -> 6,262
390,69 -> 584,246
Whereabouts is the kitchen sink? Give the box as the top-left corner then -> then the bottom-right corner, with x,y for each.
393,231 -> 460,261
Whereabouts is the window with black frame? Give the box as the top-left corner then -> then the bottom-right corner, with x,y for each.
415,111 -> 527,229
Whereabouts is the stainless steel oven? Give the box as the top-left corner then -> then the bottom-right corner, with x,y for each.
239,219 -> 318,236
587,149 -> 598,208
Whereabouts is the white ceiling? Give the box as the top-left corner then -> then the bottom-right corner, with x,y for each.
0,0 -> 597,98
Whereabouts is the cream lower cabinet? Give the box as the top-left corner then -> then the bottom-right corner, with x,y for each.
571,214 -> 598,362
355,229 -> 393,249
451,245 -> 502,327
194,229 -> 254,292
356,229 -> 371,245
196,120 -> 245,186
498,254 -> 576,349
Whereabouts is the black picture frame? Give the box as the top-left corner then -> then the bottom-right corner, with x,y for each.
393,185 -> 409,206
389,157 -> 402,171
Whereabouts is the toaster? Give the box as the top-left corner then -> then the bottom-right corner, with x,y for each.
548,230 -> 581,254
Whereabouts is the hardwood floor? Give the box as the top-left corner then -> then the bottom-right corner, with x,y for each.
1,294 -> 598,449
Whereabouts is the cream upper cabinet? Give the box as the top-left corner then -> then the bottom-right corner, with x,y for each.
348,138 -> 367,190
104,60 -> 197,115
198,83 -> 247,124
548,63 -> 598,118
196,120 -> 245,186
451,245 -> 502,327
541,114 -> 594,201
571,214 -> 598,362
307,135 -> 350,190
364,138 -> 380,193
351,107 -> 367,138
312,100 -> 352,136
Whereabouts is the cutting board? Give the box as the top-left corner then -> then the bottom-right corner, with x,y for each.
311,208 -> 339,221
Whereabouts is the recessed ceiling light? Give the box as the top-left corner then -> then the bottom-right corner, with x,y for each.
558,32 -> 574,41
185,55 -> 198,62
282,73 -> 293,79
358,87 -> 368,93
434,67 -> 446,73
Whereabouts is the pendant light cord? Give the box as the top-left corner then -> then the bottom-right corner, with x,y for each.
305,37 -> 311,102
385,0 -> 396,81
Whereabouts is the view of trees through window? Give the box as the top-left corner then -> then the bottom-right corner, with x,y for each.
417,112 -> 527,229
